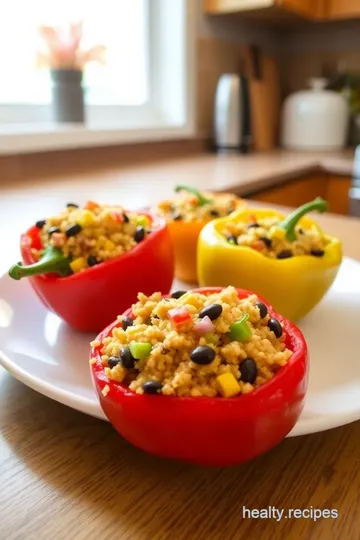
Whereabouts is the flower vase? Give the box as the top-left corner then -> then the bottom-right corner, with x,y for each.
50,69 -> 85,123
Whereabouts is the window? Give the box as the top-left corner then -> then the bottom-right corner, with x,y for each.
0,0 -> 195,151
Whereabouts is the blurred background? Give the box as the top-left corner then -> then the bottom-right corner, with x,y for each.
1,0 -> 360,216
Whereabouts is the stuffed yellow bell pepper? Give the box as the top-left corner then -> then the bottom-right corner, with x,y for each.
154,185 -> 245,283
197,197 -> 342,321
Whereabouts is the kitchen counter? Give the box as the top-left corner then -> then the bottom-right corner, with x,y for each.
1,149 -> 360,540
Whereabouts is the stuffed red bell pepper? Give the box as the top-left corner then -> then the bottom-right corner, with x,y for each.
8,201 -> 174,332
90,286 -> 308,466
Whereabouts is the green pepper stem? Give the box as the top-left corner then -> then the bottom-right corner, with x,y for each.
174,185 -> 212,207
279,197 -> 328,242
8,246 -> 71,280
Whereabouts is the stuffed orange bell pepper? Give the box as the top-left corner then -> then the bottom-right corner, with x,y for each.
197,197 -> 342,321
154,185 -> 245,283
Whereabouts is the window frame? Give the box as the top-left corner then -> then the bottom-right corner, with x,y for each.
0,0 -> 196,154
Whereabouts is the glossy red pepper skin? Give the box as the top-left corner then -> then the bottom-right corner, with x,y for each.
90,287 -> 309,467
20,213 -> 174,333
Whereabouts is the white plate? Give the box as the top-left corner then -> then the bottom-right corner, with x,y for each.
1,257 -> 360,437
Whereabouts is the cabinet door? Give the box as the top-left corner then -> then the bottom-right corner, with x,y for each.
278,0 -> 312,16
328,0 -> 360,19
326,176 -> 351,215
203,0 -> 273,13
249,174 -> 327,206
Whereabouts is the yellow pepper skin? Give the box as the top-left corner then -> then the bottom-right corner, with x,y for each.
197,208 -> 342,322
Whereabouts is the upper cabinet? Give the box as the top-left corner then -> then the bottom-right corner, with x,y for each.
203,0 -> 360,20
327,0 -> 360,19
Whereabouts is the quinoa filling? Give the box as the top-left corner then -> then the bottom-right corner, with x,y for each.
156,192 -> 243,222
32,202 -> 151,273
222,216 -> 327,259
94,286 -> 293,398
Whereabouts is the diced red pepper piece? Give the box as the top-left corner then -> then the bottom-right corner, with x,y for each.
110,212 -> 124,224
251,241 -> 265,251
168,306 -> 191,327
85,200 -> 100,211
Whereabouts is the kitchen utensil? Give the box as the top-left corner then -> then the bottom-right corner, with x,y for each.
213,73 -> 251,152
244,45 -> 277,151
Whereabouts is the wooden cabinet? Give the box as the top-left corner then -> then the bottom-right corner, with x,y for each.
204,0 -> 323,18
327,0 -> 360,19
249,174 -> 327,206
204,0 -> 273,13
204,0 -> 360,19
247,173 -> 351,215
325,176 -> 351,215
278,0 -> 316,18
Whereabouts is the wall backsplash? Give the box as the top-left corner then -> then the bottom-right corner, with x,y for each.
275,20 -> 360,96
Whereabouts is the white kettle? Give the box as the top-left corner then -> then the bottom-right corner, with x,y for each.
281,78 -> 349,150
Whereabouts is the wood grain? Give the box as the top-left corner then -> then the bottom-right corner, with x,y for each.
2,371 -> 360,540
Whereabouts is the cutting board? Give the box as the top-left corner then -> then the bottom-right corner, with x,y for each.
244,45 -> 280,151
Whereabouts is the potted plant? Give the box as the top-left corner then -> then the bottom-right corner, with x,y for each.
38,22 -> 105,123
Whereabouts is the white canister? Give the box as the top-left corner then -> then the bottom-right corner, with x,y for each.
281,78 -> 349,150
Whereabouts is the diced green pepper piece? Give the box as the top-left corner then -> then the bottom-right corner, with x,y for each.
129,342 -> 152,359
135,215 -> 149,228
229,314 -> 252,342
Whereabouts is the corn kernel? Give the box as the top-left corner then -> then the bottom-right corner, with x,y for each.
78,210 -> 96,227
216,373 -> 241,398
269,226 -> 286,240
70,257 -> 87,273
104,239 -> 116,251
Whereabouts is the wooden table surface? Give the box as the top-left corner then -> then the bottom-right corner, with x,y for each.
1,155 -> 360,540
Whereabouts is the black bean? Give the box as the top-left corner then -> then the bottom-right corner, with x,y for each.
268,318 -> 283,338
248,223 -> 260,229
311,248 -> 325,257
259,236 -> 272,248
120,346 -> 135,369
108,356 -> 121,368
171,290 -> 187,299
143,381 -> 163,394
256,301 -> 268,319
48,226 -> 60,235
210,209 -> 220,217
35,220 -> 46,229
172,212 -> 182,221
122,213 -> 130,223
66,203 -> 79,208
134,226 -> 145,243
122,316 -> 134,331
199,303 -> 223,321
276,249 -> 293,259
239,357 -> 257,384
190,346 -> 215,365
65,224 -> 82,237
227,234 -> 238,245
87,255 -> 99,267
